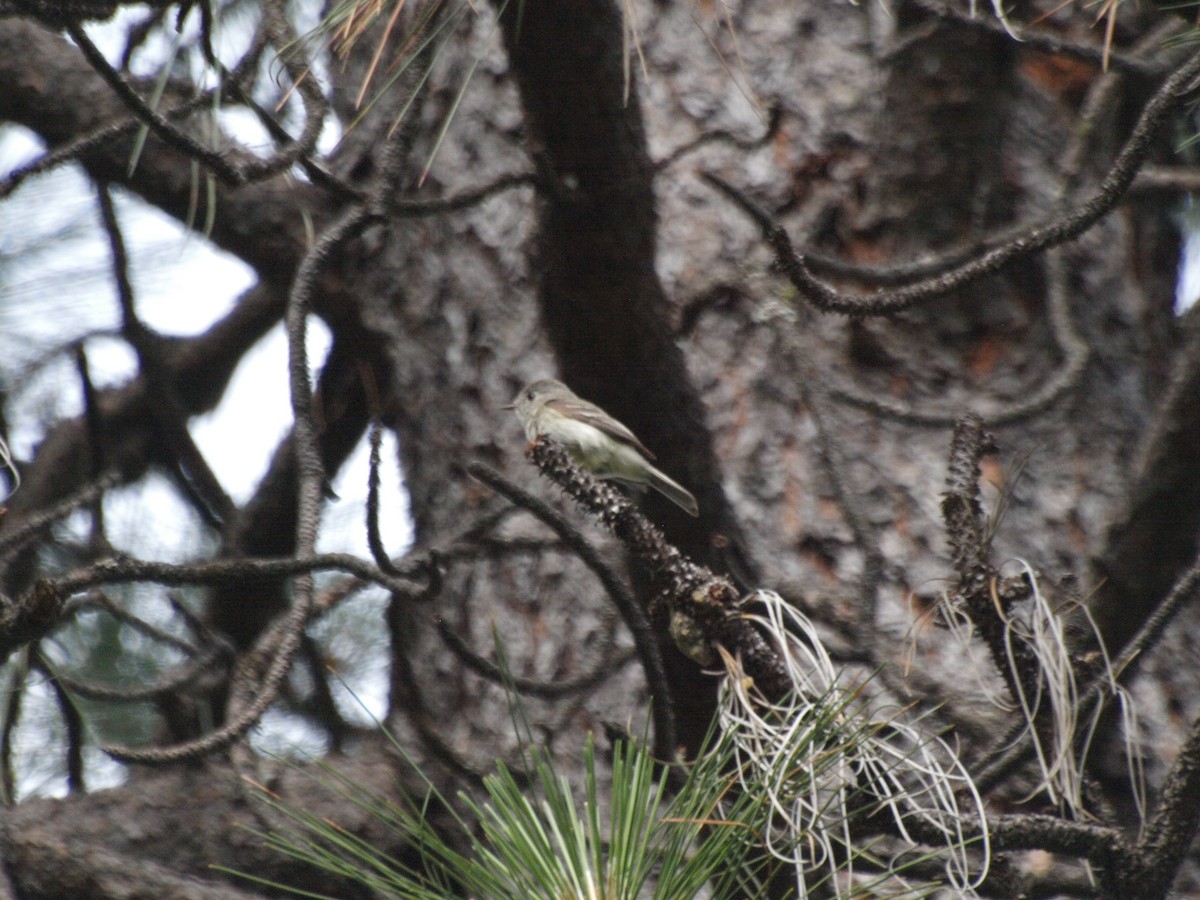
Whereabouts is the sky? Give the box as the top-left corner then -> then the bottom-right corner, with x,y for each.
0,124 -> 411,794
3,1 -> 1198,798
0,126 -> 412,555
0,11 -> 410,795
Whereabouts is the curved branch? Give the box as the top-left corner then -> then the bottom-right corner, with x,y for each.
0,18 -> 332,276
0,550 -> 433,668
0,283 -> 283,597
57,17 -> 247,184
653,103 -> 782,172
831,248 -> 1088,427
468,459 -> 678,761
436,618 -> 635,699
52,2 -> 328,190
701,45 -> 1200,316
99,131 -> 405,764
908,0 -> 1169,79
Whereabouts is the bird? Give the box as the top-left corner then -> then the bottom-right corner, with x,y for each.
509,378 -> 699,517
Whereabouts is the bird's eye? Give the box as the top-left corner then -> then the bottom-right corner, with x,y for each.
526,390 -> 534,400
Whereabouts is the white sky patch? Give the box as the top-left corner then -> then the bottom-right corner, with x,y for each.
189,323 -> 305,505
102,473 -> 212,562
321,427 -> 414,557
0,122 -> 40,171
1176,228 -> 1200,315
185,321 -> 413,554
0,16 -> 396,796
1,115 -> 413,553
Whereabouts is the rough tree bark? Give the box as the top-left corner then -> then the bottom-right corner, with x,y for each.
0,0 -> 1198,895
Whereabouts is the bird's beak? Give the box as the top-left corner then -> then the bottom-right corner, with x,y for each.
501,402 -> 516,410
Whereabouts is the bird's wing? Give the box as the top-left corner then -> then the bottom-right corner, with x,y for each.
545,397 -> 657,460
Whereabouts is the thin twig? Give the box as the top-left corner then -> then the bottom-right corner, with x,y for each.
30,648 -> 85,794
907,0 -> 1168,79
467,460 -> 678,761
100,136 -> 407,765
1133,164 -> 1200,193
366,420 -> 402,577
44,553 -> 431,601
654,103 -> 782,172
0,87 -> 214,200
65,590 -> 203,657
0,660 -> 24,805
72,345 -> 108,552
96,183 -> 236,527
248,0 -> 330,183
299,632 -> 349,752
60,16 -> 248,184
0,472 -> 121,560
389,172 -> 539,216
437,618 -> 634,699
53,647 -> 227,703
388,596 -> 486,786
700,46 -> 1200,316
830,247 -> 1087,427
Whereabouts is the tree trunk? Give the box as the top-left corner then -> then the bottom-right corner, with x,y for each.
0,0 -> 1197,894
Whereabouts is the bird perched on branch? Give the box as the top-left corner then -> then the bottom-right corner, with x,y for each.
509,379 -> 699,517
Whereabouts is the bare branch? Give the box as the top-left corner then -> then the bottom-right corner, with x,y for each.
44,554 -> 429,601
436,618 -> 635,699
0,33 -> 265,200
467,459 -> 678,761
940,416 -> 1046,706
1132,713 -> 1200,898
491,440 -> 793,707
366,421 -> 402,578
96,183 -> 235,528
700,46 -> 1200,316
30,649 -> 85,794
58,16 -> 248,185
0,472 -> 120,561
388,596 -> 486,786
654,103 -> 782,172
389,173 -> 538,217
0,663 -> 24,805
94,126 -> 409,765
907,0 -> 1170,79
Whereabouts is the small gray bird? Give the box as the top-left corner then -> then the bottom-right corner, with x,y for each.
509,379 -> 699,517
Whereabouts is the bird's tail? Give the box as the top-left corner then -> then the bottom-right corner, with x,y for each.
648,467 -> 699,517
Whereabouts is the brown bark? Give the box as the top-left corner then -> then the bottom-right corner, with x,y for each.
0,0 -> 1198,895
